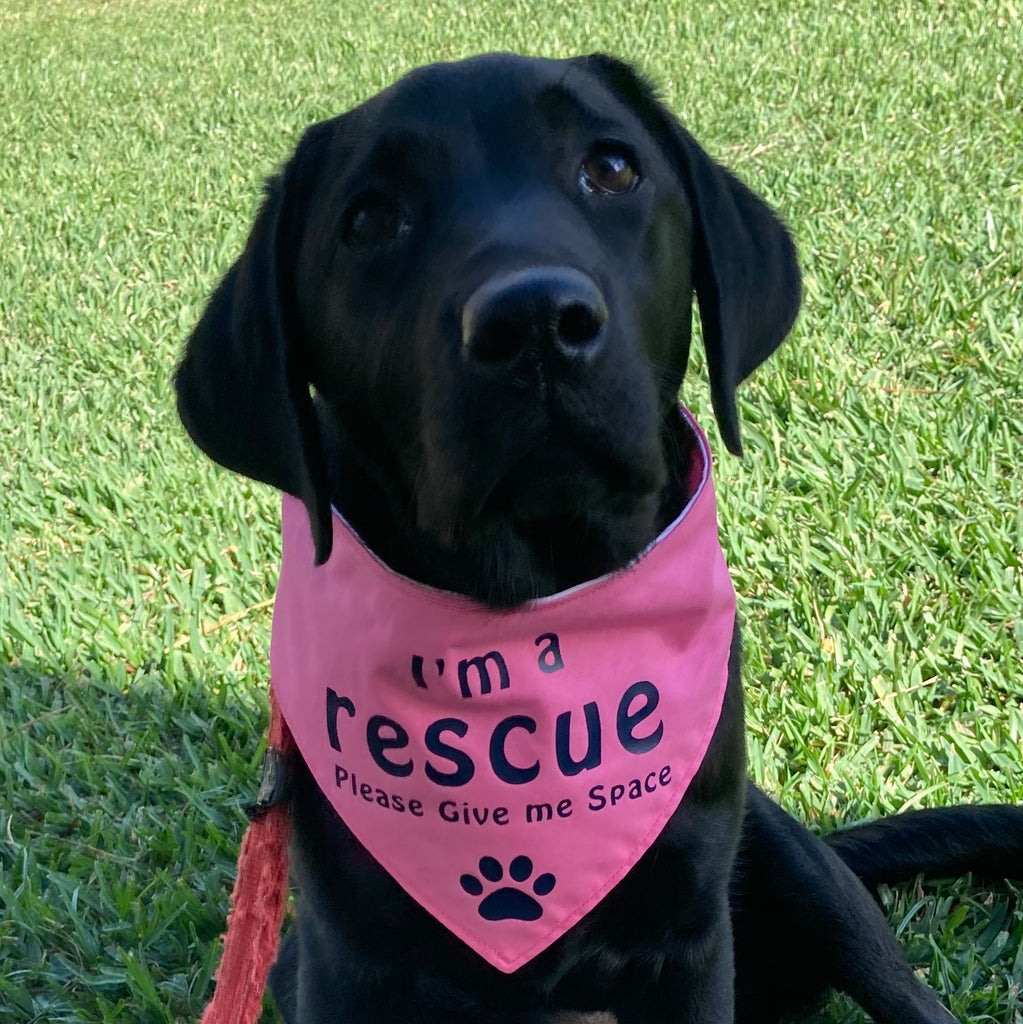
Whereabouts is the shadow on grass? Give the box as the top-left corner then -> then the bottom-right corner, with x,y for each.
0,660 -> 284,1024
1,661 -> 1018,1024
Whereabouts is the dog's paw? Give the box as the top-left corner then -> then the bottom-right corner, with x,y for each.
459,855 -> 556,922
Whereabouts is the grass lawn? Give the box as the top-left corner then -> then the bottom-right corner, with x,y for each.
1,0 -> 1021,1021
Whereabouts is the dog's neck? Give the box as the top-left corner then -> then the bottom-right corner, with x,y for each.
316,405 -> 696,608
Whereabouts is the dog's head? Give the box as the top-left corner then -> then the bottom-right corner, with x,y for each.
176,54 -> 800,605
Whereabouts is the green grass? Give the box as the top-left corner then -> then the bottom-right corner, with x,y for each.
1,0 -> 1020,1020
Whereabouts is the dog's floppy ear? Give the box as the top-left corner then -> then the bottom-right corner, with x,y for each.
673,125 -> 802,455
576,55 -> 802,455
175,124 -> 333,562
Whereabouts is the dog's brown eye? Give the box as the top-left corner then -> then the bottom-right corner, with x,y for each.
579,145 -> 640,196
342,192 -> 410,249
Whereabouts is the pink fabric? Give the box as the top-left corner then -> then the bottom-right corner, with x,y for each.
270,407 -> 736,972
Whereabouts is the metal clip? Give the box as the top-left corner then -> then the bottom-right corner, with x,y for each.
246,746 -> 291,820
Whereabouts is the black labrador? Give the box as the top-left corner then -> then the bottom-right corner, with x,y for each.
175,53 -> 1023,1024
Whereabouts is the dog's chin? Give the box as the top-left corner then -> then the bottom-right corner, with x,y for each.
407,435 -> 672,606
417,482 -> 665,608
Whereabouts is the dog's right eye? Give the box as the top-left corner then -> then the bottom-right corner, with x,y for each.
341,192 -> 410,250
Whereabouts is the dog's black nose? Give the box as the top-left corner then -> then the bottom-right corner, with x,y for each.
461,267 -> 608,369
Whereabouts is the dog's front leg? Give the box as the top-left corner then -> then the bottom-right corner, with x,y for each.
605,636 -> 744,1024
281,922 -> 593,1024
284,923 -> 441,1024
732,784 -> 958,1024
612,908 -> 735,1024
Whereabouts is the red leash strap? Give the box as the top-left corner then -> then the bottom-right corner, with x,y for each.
201,689 -> 293,1024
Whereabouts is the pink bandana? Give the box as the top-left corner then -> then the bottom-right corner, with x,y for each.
270,407 -> 736,972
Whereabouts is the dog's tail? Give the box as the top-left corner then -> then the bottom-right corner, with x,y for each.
824,804 -> 1023,887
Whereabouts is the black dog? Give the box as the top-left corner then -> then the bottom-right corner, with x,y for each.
176,54 -> 1022,1024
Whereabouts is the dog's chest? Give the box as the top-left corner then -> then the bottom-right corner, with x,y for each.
271,409 -> 736,972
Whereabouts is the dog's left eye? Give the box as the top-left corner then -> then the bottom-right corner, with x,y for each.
579,144 -> 641,196
341,192 -> 411,249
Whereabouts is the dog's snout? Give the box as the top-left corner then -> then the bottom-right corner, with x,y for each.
461,267 -> 608,369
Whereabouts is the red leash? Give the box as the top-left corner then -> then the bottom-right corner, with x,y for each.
201,690 -> 293,1024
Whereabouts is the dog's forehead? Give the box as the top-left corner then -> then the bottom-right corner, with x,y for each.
349,54 -> 654,155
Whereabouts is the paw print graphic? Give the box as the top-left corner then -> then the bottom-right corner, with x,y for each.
459,855 -> 557,922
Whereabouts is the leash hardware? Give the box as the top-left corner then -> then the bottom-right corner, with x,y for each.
246,745 -> 291,821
